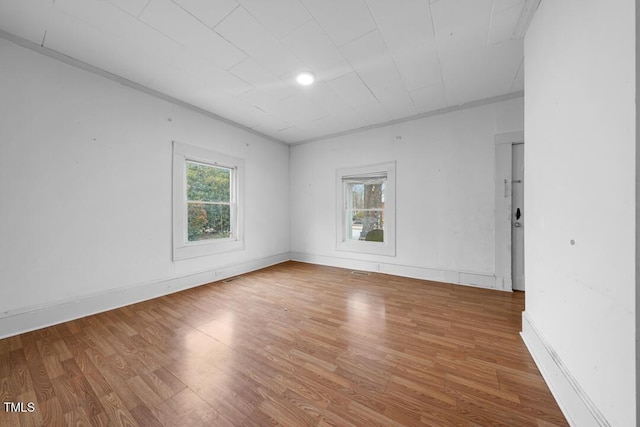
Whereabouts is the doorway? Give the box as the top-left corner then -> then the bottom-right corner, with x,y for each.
494,131 -> 524,292
511,143 -> 525,291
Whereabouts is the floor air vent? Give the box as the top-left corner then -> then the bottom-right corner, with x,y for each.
350,271 -> 371,276
223,276 -> 241,283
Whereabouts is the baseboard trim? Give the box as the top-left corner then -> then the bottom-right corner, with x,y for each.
520,312 -> 610,427
290,252 -> 508,291
0,253 -> 290,339
0,252 -> 507,339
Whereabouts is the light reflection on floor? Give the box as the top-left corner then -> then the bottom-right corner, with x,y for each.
198,310 -> 235,347
346,290 -> 386,333
175,311 -> 236,389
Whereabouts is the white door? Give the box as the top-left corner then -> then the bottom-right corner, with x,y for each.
511,143 -> 525,290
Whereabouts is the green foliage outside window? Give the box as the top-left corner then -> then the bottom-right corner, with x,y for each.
186,161 -> 232,241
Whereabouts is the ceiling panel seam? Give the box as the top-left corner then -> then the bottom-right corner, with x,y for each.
509,57 -> 524,92
363,1 -> 414,110
137,0 -> 151,18
427,0 -> 449,106
169,0 -> 213,30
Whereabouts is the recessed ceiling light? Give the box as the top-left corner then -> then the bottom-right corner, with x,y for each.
296,71 -> 315,86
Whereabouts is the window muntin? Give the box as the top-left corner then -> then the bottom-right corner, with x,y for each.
185,161 -> 234,242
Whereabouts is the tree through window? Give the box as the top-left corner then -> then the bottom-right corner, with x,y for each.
344,177 -> 385,241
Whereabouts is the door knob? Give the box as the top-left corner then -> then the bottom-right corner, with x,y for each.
515,208 -> 521,220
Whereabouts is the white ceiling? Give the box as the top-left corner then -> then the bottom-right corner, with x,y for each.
0,0 -> 526,144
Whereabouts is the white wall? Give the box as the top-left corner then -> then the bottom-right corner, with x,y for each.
636,3 -> 640,423
523,1 -> 636,425
290,98 -> 524,288
0,39 -> 290,337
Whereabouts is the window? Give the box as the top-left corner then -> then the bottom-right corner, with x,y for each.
173,142 -> 244,260
336,162 -> 396,256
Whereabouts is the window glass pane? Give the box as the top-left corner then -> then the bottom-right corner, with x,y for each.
346,178 -> 385,242
348,183 -> 364,209
186,161 -> 230,203
347,180 -> 384,210
187,202 -> 231,241
347,213 -> 363,240
347,210 -> 384,241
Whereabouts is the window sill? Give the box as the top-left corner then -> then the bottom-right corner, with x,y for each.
173,239 -> 244,261
336,240 -> 395,256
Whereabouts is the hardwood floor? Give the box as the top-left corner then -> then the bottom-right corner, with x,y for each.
0,261 -> 567,426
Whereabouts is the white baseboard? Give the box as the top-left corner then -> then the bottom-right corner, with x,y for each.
0,252 -> 507,339
0,253 -> 290,339
520,312 -> 609,427
290,252 -> 507,291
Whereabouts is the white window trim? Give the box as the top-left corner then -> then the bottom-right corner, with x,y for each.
172,141 -> 244,261
336,161 -> 396,256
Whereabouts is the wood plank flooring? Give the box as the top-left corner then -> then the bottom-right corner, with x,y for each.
0,261 -> 567,426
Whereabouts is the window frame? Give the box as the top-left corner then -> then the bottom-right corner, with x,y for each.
336,161 -> 396,256
172,141 -> 244,261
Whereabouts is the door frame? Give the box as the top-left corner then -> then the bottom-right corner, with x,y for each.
494,131 -> 524,291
